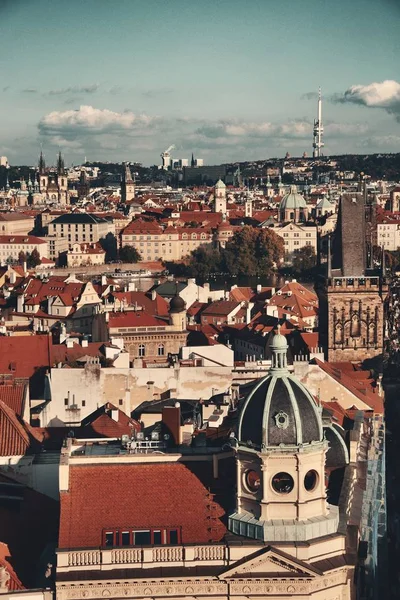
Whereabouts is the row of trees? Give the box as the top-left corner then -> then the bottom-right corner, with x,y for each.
17,248 -> 41,268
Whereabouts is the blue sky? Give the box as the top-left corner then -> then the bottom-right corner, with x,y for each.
1,0 -> 399,166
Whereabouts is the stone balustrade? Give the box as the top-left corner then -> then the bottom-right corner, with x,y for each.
59,544 -> 228,572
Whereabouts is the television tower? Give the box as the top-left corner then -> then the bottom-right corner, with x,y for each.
312,87 -> 324,158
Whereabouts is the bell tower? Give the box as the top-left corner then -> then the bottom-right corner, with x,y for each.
214,179 -> 226,215
229,328 -> 338,542
317,191 -> 387,362
121,163 -> 135,203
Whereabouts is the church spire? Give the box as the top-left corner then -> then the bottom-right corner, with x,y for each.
57,150 -> 65,175
38,150 -> 46,174
191,153 -> 195,167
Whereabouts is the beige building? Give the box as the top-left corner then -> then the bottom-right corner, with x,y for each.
93,294 -> 188,361
0,235 -> 48,264
270,221 -> 317,261
0,213 -> 35,235
67,242 -> 105,267
121,219 -> 212,262
376,213 -> 400,251
48,213 -> 113,250
47,235 -> 69,262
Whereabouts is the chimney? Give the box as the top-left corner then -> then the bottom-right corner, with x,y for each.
162,403 -> 181,446
81,339 -> 88,348
9,270 -> 16,285
101,275 -> 107,286
151,289 -> 156,301
256,284 -> 262,294
23,260 -> 27,274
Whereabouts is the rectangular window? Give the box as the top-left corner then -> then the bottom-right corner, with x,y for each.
121,531 -> 130,546
64,398 -> 69,406
105,532 -> 114,547
82,400 -> 86,407
134,530 -> 151,545
153,530 -> 162,545
168,529 -> 179,545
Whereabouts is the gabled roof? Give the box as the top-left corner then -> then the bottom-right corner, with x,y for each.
79,403 -> 140,438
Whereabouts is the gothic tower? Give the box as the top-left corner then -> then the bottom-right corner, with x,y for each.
57,151 -> 69,204
121,164 -> 135,203
38,150 -> 48,192
317,191 -> 387,362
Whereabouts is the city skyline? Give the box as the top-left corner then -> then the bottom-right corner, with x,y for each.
1,0 -> 399,165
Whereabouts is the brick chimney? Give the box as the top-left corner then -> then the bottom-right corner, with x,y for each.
162,403 -> 181,446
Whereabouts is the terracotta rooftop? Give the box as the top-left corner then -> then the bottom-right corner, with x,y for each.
59,462 -> 227,549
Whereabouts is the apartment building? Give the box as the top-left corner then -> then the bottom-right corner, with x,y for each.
48,214 -> 114,250
0,235 -> 48,263
121,219 -> 212,261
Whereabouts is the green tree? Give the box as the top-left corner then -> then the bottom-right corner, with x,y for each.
27,248 -> 41,268
100,233 -> 118,263
18,250 -> 27,265
119,245 -> 142,263
223,226 -> 284,277
188,247 -> 221,279
292,245 -> 317,273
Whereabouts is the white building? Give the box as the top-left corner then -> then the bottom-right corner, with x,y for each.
269,222 -> 317,261
0,235 -> 48,264
376,214 -> 400,251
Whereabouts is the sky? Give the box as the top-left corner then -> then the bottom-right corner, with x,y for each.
1,0 -> 399,166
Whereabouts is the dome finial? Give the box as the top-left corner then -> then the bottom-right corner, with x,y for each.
270,325 -> 288,372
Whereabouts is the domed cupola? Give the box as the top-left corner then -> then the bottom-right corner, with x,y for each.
229,327 -> 339,543
279,185 -> 308,223
238,327 -> 323,449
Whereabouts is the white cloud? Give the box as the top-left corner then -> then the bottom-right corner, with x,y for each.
334,80 -> 400,121
38,105 -> 158,137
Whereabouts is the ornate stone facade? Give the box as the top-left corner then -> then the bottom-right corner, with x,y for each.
326,275 -> 387,362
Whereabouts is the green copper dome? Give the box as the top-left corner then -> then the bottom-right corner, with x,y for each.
280,185 -> 306,210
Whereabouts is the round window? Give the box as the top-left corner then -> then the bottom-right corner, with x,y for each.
304,470 -> 318,492
245,470 -> 261,493
271,472 -> 294,494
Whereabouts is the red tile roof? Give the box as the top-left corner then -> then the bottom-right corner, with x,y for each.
0,542 -> 24,591
0,335 -> 51,380
108,311 -> 168,329
0,400 -> 30,456
202,301 -> 241,316
59,462 -> 226,548
0,383 -> 26,417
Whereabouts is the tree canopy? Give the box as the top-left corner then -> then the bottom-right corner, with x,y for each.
292,245 -> 317,273
186,226 -> 284,279
119,245 -> 142,263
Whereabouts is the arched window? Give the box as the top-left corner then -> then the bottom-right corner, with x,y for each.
138,344 -> 145,357
158,344 -> 165,356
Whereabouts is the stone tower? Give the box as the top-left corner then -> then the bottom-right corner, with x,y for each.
317,191 -> 387,363
121,164 -> 135,203
214,179 -> 226,215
